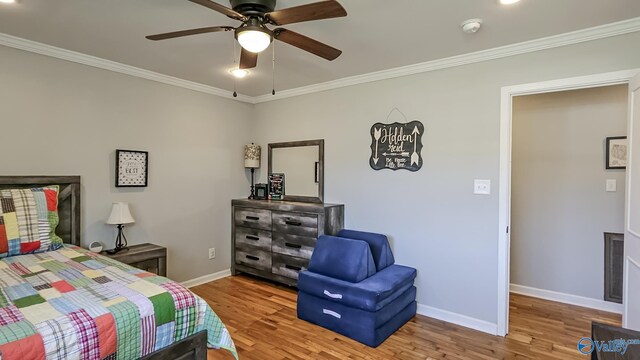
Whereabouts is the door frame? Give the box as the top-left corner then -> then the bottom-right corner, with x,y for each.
497,69 -> 640,336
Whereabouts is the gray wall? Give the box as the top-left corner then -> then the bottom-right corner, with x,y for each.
0,45 -> 254,282
252,32 -> 640,324
2,29 -> 640,327
511,85 -> 628,300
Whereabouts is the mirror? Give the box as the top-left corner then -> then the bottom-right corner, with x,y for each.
268,140 -> 324,203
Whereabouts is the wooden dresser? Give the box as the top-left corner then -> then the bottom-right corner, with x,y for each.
231,199 -> 344,286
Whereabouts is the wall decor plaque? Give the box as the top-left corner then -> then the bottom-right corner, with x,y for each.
370,121 -> 424,171
116,149 -> 149,187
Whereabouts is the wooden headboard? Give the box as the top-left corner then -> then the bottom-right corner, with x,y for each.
0,176 -> 81,246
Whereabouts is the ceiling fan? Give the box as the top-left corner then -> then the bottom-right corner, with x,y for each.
146,0 -> 347,71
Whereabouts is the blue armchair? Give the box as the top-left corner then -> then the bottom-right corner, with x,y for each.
297,230 -> 417,347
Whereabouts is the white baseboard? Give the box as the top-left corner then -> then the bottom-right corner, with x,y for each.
510,283 -> 623,314
417,303 -> 498,335
181,268 -> 231,288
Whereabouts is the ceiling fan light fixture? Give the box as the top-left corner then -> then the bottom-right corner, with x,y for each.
237,26 -> 272,53
230,68 -> 250,78
499,0 -> 521,4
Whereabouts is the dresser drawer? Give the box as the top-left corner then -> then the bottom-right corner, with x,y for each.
235,226 -> 272,251
272,233 -> 316,260
235,248 -> 272,272
234,208 -> 272,231
272,253 -> 309,280
272,211 -> 318,237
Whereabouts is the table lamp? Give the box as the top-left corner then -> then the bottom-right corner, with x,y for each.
245,143 -> 261,199
106,202 -> 135,254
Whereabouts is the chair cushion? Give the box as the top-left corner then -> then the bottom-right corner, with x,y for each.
297,287 -> 417,347
337,230 -> 395,271
298,264 -> 417,311
308,236 -> 376,283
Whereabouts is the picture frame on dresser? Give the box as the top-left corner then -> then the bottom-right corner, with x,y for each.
269,173 -> 285,200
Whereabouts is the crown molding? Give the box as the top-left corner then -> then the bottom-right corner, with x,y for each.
0,33 -> 254,104
253,16 -> 640,103
2,16 -> 640,105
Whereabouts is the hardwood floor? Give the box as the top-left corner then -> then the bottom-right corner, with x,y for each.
192,275 -> 621,360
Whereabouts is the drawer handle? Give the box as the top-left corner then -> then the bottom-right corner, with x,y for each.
323,290 -> 343,299
246,216 -> 260,221
285,220 -> 302,226
285,242 -> 302,249
245,255 -> 260,261
246,235 -> 260,241
285,264 -> 302,271
323,309 -> 341,319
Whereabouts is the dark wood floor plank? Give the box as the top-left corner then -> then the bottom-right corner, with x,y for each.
195,275 -> 621,360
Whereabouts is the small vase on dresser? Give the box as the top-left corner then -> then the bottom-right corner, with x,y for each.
231,199 -> 344,286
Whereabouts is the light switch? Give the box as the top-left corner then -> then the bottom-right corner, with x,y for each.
474,179 -> 491,195
606,179 -> 617,192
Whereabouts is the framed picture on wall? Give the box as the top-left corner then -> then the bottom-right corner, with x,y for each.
606,136 -> 627,170
116,149 -> 149,187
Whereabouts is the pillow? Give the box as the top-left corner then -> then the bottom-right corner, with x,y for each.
308,235 -> 377,283
0,186 -> 63,257
337,229 -> 395,271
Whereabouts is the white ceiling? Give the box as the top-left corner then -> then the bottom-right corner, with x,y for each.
1,0 -> 640,97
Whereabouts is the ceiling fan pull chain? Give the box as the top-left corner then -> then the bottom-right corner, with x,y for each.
233,38 -> 238,98
272,41 -> 276,96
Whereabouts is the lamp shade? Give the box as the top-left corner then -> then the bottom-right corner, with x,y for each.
244,144 -> 261,168
106,202 -> 135,225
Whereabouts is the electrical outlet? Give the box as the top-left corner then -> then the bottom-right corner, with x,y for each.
208,248 -> 216,260
474,179 -> 491,195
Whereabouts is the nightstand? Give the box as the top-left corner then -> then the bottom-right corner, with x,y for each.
101,243 -> 167,276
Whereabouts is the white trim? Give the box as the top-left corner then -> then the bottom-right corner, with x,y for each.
498,69 -> 640,337
180,268 -> 231,288
624,257 -> 640,326
627,77 -> 640,240
510,284 -> 624,314
253,17 -> 640,103
0,33 -> 254,104
417,303 -> 498,335
2,18 -> 640,104
624,76 -> 640,327
497,87 -> 513,336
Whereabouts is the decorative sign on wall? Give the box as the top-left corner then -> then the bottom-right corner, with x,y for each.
370,119 -> 424,172
116,149 -> 149,187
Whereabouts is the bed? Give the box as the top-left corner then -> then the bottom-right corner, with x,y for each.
0,176 -> 237,360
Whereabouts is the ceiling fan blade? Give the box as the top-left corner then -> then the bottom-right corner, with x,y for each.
275,28 -> 342,61
188,0 -> 246,21
239,48 -> 258,69
146,26 -> 234,41
266,0 -> 346,26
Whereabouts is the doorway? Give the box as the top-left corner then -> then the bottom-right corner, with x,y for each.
510,85 -> 627,311
497,69 -> 640,336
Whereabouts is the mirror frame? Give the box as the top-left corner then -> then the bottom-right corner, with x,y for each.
268,139 -> 324,203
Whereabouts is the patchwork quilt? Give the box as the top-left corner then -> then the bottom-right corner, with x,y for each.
0,246 -> 237,360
